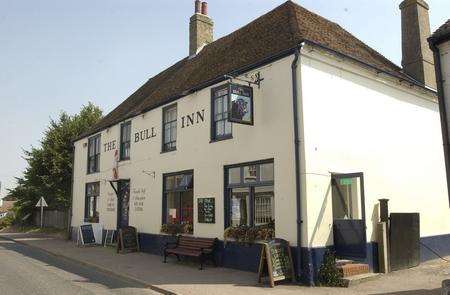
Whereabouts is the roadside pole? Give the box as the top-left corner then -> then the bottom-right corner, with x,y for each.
35,197 -> 48,228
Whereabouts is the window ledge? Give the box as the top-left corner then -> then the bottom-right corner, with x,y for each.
86,171 -> 100,175
161,148 -> 177,154
210,135 -> 233,143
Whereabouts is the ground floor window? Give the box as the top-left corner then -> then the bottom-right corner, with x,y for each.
225,160 -> 274,227
85,182 -> 100,223
163,171 -> 194,234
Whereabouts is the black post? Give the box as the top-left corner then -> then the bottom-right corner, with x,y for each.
379,198 -> 389,223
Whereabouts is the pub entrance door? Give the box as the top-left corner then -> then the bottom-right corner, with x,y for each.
331,173 -> 367,259
117,180 -> 130,229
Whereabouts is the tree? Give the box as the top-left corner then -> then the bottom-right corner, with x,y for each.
8,103 -> 102,219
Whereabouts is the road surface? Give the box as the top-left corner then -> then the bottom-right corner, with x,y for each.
0,237 -> 160,295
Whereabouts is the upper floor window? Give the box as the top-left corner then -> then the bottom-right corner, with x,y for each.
120,121 -> 131,160
87,134 -> 101,174
85,182 -> 100,223
211,85 -> 232,141
162,104 -> 177,152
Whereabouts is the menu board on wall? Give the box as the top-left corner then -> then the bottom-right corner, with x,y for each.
257,239 -> 295,287
198,197 -> 215,224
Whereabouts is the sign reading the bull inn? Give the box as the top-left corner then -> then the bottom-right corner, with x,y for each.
228,83 -> 254,125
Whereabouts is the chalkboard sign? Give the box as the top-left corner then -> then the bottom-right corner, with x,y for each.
104,229 -> 115,247
117,226 -> 139,254
257,239 -> 295,287
198,197 -> 215,223
78,224 -> 96,246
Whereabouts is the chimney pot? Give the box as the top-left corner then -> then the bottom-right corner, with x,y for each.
201,2 -> 208,15
189,1 -> 213,56
195,0 -> 201,14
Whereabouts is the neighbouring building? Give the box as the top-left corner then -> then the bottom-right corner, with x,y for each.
429,19 -> 450,206
0,196 -> 16,219
70,0 -> 450,284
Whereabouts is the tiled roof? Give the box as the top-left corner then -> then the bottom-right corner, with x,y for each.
80,1 -> 421,139
429,19 -> 450,45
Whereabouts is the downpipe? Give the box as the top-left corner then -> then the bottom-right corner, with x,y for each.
291,42 -> 314,285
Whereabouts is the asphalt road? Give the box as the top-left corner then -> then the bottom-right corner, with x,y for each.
0,237 -> 161,295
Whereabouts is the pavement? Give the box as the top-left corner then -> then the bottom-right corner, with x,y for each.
0,237 -> 159,295
0,232 -> 449,295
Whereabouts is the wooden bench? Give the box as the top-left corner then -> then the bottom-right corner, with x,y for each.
163,235 -> 217,270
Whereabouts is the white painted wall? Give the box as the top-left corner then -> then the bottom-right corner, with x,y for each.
299,47 -> 450,247
72,56 -> 301,245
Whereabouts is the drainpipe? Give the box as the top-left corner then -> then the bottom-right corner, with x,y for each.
291,42 -> 311,284
430,43 -> 450,205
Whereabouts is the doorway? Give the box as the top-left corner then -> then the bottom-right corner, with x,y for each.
331,173 -> 367,259
117,180 -> 130,229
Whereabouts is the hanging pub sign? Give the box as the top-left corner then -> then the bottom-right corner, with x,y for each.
228,83 -> 254,125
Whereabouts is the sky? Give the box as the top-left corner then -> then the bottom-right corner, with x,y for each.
0,0 -> 448,199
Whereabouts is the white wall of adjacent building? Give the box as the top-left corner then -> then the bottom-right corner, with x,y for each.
299,46 -> 450,248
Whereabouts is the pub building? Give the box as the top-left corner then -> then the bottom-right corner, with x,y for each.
71,0 -> 450,284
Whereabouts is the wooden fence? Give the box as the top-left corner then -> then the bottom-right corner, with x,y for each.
33,210 -> 68,229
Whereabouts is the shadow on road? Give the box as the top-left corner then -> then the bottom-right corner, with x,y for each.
0,238 -> 148,290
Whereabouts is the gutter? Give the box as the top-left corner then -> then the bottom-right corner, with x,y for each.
429,41 -> 450,206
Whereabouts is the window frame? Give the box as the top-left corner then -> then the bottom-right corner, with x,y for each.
210,84 -> 233,142
162,170 -> 194,230
224,159 -> 274,228
161,103 -> 177,153
120,121 -> 131,161
87,134 -> 101,174
85,182 -> 100,222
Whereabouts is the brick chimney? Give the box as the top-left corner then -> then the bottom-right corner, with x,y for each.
189,1 -> 213,56
399,0 -> 436,89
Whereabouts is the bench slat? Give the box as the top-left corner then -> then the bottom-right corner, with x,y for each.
178,242 -> 213,247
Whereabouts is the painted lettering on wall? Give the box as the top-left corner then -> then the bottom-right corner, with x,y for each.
132,188 -> 147,212
134,128 -> 156,143
181,110 -> 205,128
106,192 -> 116,212
104,140 -> 117,152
